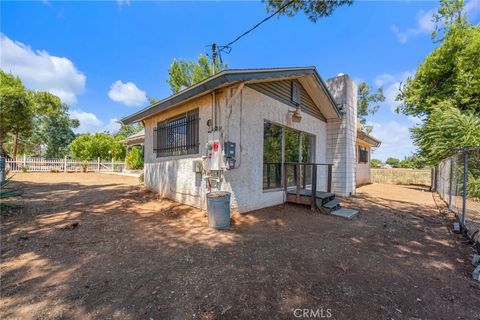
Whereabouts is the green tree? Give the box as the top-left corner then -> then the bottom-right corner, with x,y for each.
385,157 -> 400,168
396,0 -> 480,163
30,92 -> 79,158
115,123 -> 143,138
397,24 -> 480,116
148,97 -> 159,104
167,54 -> 227,93
432,0 -> 466,40
411,106 -> 480,164
38,114 -> 79,158
264,0 -> 352,22
357,82 -> 385,133
370,159 -> 381,168
0,70 -> 34,158
125,147 -> 144,170
69,133 -> 126,160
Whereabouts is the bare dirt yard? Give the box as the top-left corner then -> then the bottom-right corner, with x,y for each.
1,173 -> 480,320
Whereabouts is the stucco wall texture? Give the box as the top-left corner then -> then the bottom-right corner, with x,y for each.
143,75 -> 357,212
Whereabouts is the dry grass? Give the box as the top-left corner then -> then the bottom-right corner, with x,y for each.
1,174 -> 479,319
371,168 -> 431,186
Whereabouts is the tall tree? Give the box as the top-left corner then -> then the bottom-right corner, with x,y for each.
0,70 -> 34,158
411,105 -> 480,164
30,92 -> 79,158
396,0 -> 480,163
357,82 -> 385,133
264,0 -> 352,22
167,54 -> 226,93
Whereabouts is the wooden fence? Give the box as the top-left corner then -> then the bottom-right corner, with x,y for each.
371,168 -> 431,186
5,155 -> 125,173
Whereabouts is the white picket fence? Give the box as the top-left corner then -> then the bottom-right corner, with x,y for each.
6,155 -> 125,173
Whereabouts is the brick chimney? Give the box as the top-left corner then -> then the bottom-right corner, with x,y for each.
326,74 -> 357,196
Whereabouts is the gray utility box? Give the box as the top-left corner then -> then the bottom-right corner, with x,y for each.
224,141 -> 236,158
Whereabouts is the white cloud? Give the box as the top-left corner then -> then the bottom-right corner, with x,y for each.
391,8 -> 436,44
0,34 -> 86,104
374,71 -> 415,111
465,0 -> 480,20
106,118 -> 121,133
117,0 -> 130,6
392,1 -> 480,44
70,110 -> 120,134
108,80 -> 146,107
369,121 -> 416,161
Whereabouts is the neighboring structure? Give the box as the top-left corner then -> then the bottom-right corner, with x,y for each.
120,129 -> 145,151
119,129 -> 145,171
121,67 -> 379,213
355,128 -> 381,186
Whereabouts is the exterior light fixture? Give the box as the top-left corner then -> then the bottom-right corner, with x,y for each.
289,105 -> 302,123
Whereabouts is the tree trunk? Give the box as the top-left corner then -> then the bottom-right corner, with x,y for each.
12,131 -> 18,159
0,143 -> 7,157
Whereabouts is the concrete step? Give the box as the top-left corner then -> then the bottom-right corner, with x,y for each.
323,198 -> 340,210
331,208 -> 358,219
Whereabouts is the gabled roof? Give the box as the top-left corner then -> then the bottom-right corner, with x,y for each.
121,67 -> 341,125
357,129 -> 381,147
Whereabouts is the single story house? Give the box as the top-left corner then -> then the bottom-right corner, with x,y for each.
121,67 -> 380,213
356,128 -> 381,186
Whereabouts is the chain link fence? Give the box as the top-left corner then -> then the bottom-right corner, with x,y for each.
435,147 -> 480,241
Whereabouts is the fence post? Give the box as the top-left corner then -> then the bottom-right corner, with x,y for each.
64,156 -> 67,172
0,157 -> 6,183
111,158 -> 114,172
460,151 -> 468,227
448,159 -> 453,210
97,157 -> 100,172
430,166 -> 435,191
23,154 -> 26,167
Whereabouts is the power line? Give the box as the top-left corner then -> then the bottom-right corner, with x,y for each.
217,0 -> 296,54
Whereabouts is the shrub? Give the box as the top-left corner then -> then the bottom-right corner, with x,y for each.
81,160 -> 88,172
126,148 -> 143,170
468,175 -> 480,200
21,166 -> 28,173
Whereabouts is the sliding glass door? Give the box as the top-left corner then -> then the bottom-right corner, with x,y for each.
263,121 -> 315,190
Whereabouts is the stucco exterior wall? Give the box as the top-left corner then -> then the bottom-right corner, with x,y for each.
356,162 -> 371,186
142,85 -> 328,213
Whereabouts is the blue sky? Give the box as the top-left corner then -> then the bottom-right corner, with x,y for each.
1,0 -> 479,160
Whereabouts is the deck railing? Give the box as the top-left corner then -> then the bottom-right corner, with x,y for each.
282,162 -> 333,211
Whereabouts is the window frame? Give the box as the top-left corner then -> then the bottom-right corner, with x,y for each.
358,145 -> 369,163
153,109 -> 200,158
262,120 -> 316,191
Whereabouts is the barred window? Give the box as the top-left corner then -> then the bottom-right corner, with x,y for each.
153,109 -> 199,157
358,146 -> 368,163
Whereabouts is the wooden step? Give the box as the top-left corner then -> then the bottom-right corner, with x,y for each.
287,189 -> 334,199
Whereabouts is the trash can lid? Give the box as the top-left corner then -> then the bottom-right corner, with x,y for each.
206,191 -> 231,198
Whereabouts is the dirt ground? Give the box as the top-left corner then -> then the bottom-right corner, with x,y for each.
1,173 -> 479,320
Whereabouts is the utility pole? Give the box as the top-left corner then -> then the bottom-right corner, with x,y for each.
211,43 -> 217,75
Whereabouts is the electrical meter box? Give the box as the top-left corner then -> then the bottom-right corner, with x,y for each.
205,131 -> 222,171
224,141 -> 236,158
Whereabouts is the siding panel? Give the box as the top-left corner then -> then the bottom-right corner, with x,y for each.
247,79 -> 326,121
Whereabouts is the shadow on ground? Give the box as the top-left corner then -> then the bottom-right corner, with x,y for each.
1,175 -> 479,320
